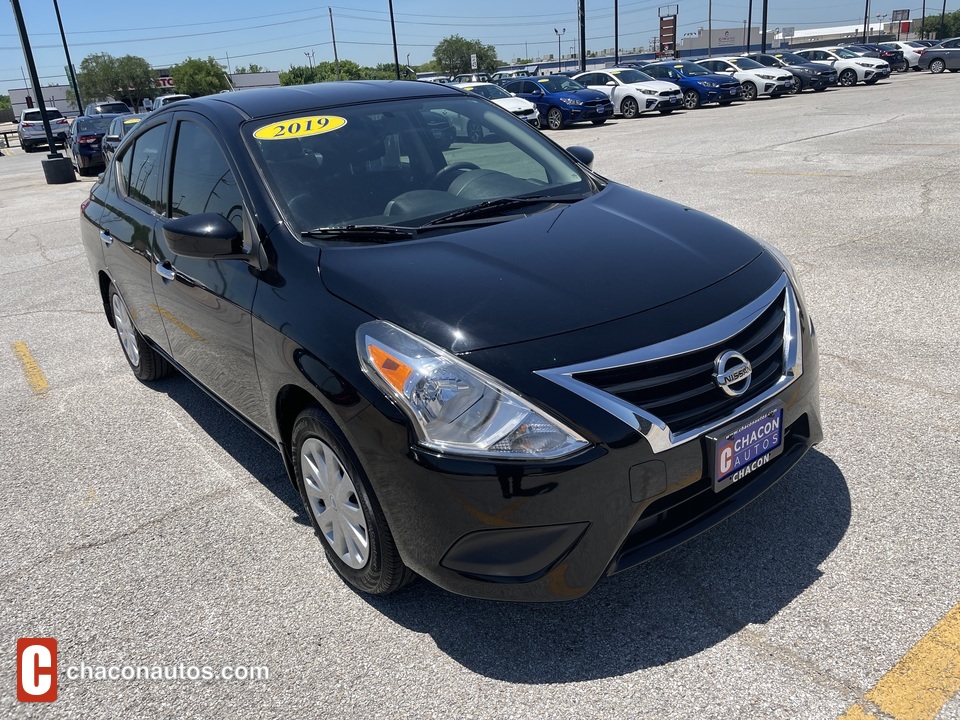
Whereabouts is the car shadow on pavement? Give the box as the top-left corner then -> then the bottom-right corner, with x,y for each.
154,374 -> 308,526
366,448 -> 849,683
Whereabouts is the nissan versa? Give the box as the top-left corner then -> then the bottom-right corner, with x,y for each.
80,81 -> 822,602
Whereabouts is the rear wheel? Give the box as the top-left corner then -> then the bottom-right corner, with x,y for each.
741,82 -> 758,101
929,58 -> 946,73
838,69 -> 858,86
109,285 -> 171,381
293,407 -> 414,595
682,89 -> 701,110
620,96 -> 640,119
790,78 -> 802,94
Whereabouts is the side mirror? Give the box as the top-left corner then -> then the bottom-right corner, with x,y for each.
566,145 -> 594,169
162,213 -> 246,260
105,134 -> 121,143
605,80 -> 617,86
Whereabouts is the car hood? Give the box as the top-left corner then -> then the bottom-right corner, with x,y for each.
624,80 -> 681,92
554,88 -> 610,102
787,62 -> 836,72
492,97 -> 536,113
685,72 -> 740,85
319,183 -> 765,353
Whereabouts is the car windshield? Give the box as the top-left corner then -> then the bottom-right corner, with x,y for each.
609,68 -> 656,83
23,110 -> 63,121
247,95 -> 594,235
96,103 -> 129,113
75,116 -> 114,133
833,49 -> 859,58
461,84 -> 511,100
535,77 -> 585,92
773,52 -> 809,64
673,62 -> 712,76
731,58 -> 765,70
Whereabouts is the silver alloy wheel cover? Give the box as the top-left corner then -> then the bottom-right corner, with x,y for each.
548,108 -> 563,129
301,437 -> 370,569
111,292 -> 140,367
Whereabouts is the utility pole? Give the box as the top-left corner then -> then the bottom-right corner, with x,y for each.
921,0 -> 926,39
939,0 -> 947,39
329,7 -> 341,81
863,0 -> 871,43
554,27 -> 566,72
614,0 -> 619,66
761,0 -> 769,52
579,0 -> 586,73
708,0 -> 713,57
746,0 -> 753,52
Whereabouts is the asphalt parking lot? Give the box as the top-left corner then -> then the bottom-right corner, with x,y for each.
2,71 -> 958,719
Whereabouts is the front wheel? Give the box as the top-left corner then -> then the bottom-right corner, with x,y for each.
741,82 -> 758,101
929,59 -> 946,74
790,79 -> 802,94
293,407 -> 414,595
682,89 -> 701,110
838,69 -> 858,87
109,285 -> 171,381
546,106 -> 564,130
621,96 -> 640,119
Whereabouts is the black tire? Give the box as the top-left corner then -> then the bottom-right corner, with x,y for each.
591,119 -> 607,125
621,96 -> 640,119
839,69 -> 858,87
790,78 -> 802,94
108,285 -> 172,381
813,87 -> 827,92
682,89 -> 701,110
22,142 -> 34,153
741,82 -> 758,101
930,59 -> 946,74
545,106 -> 564,130
864,77 -> 879,85
292,407 -> 414,596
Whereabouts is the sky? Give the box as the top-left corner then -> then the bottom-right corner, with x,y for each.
1,0 -> 952,95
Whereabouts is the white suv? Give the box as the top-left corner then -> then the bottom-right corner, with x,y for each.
795,47 -> 890,86
148,93 -> 191,111
696,57 -> 793,100
572,68 -> 683,116
17,108 -> 70,152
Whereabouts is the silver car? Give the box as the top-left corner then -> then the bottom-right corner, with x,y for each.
17,108 -> 70,152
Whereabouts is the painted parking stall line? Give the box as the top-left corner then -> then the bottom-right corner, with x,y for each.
11,341 -> 49,396
840,602 -> 960,720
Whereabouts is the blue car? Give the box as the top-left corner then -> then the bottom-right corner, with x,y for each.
64,113 -> 122,176
500,76 -> 614,130
640,61 -> 742,109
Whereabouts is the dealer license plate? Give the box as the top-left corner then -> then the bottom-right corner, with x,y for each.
708,405 -> 783,492
730,88 -> 738,95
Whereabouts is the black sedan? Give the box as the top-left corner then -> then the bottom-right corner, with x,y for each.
80,81 -> 822,602
743,52 -> 838,93
101,113 -> 149,162
65,114 -> 121,176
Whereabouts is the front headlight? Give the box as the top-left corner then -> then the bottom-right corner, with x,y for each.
560,97 -> 584,106
757,240 -> 808,312
700,80 -> 719,87
640,88 -> 657,95
856,61 -> 874,68
358,321 -> 589,460
757,73 -> 776,80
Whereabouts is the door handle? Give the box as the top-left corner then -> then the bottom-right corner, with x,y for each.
99,230 -> 112,247
155,262 -> 176,281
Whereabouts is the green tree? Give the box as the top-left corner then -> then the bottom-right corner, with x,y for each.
75,52 -> 157,109
0,94 -> 10,110
234,63 -> 267,74
920,9 -> 960,39
433,35 -> 501,76
170,57 -> 230,96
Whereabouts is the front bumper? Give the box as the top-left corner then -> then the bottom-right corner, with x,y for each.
567,102 -> 614,123
646,94 -> 682,111
349,284 -> 822,602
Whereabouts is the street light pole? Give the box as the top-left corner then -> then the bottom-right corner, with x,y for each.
52,0 -> 81,111
554,27 -> 566,73
388,0 -> 400,80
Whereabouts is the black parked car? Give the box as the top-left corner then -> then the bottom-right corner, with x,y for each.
742,52 -> 838,93
100,113 -> 149,162
80,82 -> 822,602
65,114 -> 121,175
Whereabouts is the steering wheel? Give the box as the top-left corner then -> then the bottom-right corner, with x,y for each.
432,162 -> 480,190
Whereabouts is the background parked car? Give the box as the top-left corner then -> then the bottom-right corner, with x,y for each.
452,82 -> 540,131
65,113 -> 120,175
879,41 -> 923,70
640,60 -> 742,109
147,93 -> 191,111
918,38 -> 960,73
452,73 -> 490,83
499,76 -> 614,129
16,107 -> 69,152
84,101 -> 132,116
742,52 -> 838,93
696,57 -> 793,100
845,43 -> 906,71
795,47 -> 890,86
572,68 -> 682,117
101,113 -> 148,162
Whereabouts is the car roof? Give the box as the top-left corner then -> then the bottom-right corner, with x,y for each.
156,81 -> 463,122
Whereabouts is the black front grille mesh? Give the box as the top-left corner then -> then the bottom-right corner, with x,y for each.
572,290 -> 787,435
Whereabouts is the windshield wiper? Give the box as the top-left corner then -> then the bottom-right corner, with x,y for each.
300,224 -> 417,242
423,193 -> 587,227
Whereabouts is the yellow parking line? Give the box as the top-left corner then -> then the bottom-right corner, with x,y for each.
11,341 -> 49,396
840,602 -> 960,720
746,170 -> 857,178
